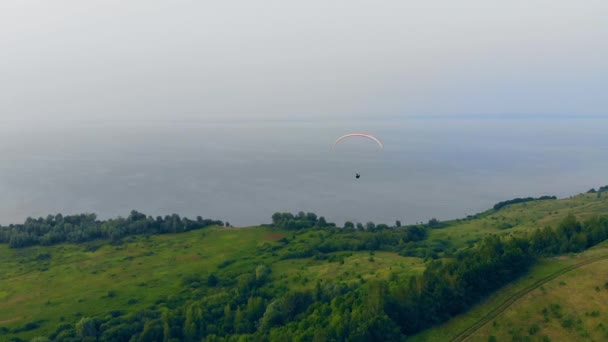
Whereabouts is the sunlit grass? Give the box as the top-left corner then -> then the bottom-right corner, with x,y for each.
413,240 -> 608,341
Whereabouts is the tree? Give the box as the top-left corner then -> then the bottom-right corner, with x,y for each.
260,300 -> 284,331
272,212 -> 282,225
306,212 -> 318,222
255,264 -> 271,284
162,309 -> 171,342
395,220 -> 401,227
75,317 -> 98,339
183,305 -> 198,342
428,218 -> 441,228
318,216 -> 327,227
344,221 -> 354,229
557,213 -> 580,239
139,319 -> 164,342
246,296 -> 265,322
234,306 -> 246,333
223,304 -> 233,333
207,273 -> 219,287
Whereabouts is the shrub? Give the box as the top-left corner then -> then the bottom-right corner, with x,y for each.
529,323 -> 540,335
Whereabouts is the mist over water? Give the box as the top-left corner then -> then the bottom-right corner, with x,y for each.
1,117 -> 606,226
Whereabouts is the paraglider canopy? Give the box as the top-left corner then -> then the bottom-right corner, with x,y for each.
333,133 -> 382,180
333,133 -> 384,149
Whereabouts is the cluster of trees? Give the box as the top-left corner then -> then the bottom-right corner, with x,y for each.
272,211 -> 411,233
342,220 -> 404,231
275,227 -> 428,260
588,185 -> 608,194
267,212 -> 429,259
0,211 -> 223,248
426,218 -> 446,229
270,212 -> 334,230
493,195 -> 557,211
529,214 -> 608,255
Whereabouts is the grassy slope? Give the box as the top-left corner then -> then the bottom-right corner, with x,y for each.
0,226 -> 277,338
431,193 -> 608,250
412,241 -> 608,342
1,192 -> 606,340
0,227 -> 425,340
469,245 -> 608,342
414,193 -> 608,341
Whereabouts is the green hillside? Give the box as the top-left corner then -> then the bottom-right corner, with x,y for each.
412,240 -> 608,341
0,225 -> 425,340
1,191 -> 607,341
471,251 -> 608,342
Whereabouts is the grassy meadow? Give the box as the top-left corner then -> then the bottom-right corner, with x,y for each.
470,246 -> 608,341
0,226 -> 424,340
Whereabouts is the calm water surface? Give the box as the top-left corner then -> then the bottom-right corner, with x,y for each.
1,118 -> 606,226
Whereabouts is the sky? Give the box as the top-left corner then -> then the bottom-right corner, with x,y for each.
1,0 -> 607,122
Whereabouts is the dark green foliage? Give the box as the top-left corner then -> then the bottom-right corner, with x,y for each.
207,273 -> 220,287
11,320 -> 46,333
36,253 -> 51,261
277,225 -> 428,260
385,234 -> 535,335
428,218 -> 446,228
75,317 -> 99,339
530,214 -> 608,255
217,259 -> 235,269
271,212 -> 335,230
493,196 -> 557,211
529,323 -> 540,335
0,210 -> 223,248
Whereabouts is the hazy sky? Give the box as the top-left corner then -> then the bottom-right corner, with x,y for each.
1,0 -> 606,122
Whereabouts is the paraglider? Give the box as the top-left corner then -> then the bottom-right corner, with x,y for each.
333,133 -> 383,180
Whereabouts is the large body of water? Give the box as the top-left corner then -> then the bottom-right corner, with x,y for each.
1,117 -> 606,226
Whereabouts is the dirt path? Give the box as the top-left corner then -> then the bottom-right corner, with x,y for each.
452,254 -> 608,342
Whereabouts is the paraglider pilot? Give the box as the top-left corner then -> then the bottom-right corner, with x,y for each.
355,173 -> 360,179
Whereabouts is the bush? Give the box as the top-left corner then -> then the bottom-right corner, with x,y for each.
529,323 -> 540,335
207,273 -> 219,287
218,259 -> 235,269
